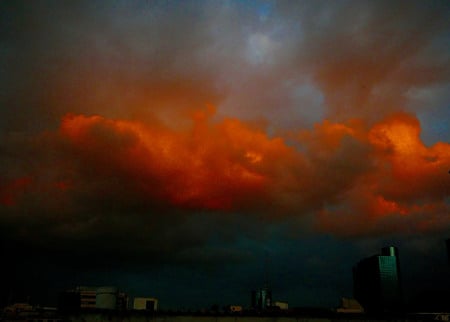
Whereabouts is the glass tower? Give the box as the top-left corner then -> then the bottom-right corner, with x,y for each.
353,246 -> 402,313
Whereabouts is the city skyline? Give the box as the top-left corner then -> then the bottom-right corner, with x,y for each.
1,0 -> 449,310
3,235 -> 449,309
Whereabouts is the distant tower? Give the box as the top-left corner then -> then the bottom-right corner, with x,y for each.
251,251 -> 272,310
251,287 -> 272,310
353,246 -> 402,313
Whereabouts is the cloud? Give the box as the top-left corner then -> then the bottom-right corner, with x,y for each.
281,0 -> 450,121
316,113 -> 450,236
1,109 -> 449,262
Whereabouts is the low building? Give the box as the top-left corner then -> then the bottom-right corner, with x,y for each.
96,286 -> 118,310
273,301 -> 289,310
78,286 -> 97,309
226,305 -> 243,313
336,297 -> 364,313
133,297 -> 158,312
3,303 -> 34,315
58,286 -> 128,311
3,303 -> 61,322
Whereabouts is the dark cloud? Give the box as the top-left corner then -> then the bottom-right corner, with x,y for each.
279,0 -> 450,121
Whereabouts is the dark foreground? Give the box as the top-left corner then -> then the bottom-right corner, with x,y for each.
3,311 -> 450,322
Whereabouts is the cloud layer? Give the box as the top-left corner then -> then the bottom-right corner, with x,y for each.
1,108 -> 449,257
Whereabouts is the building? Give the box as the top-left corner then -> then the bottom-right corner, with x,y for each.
3,303 -> 61,322
116,291 -> 129,310
353,246 -> 402,313
78,286 -> 97,309
336,298 -> 364,313
273,301 -> 288,310
133,297 -> 158,312
251,287 -> 272,310
58,286 -> 128,311
3,303 -> 34,315
96,286 -> 119,310
225,305 -> 243,313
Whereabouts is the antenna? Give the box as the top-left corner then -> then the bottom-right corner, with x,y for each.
263,249 -> 272,308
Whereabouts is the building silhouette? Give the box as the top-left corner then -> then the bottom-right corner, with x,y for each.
353,246 -> 402,313
251,287 -> 272,310
58,286 -> 128,312
133,297 -> 158,312
336,297 -> 364,313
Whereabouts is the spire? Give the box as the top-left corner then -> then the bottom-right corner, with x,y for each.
264,249 -> 269,289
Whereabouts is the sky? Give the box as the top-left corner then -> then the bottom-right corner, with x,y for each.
1,0 -> 449,310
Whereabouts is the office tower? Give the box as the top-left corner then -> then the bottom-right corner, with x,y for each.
353,246 -> 402,313
251,287 -> 272,310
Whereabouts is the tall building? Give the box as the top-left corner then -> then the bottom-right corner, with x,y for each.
252,251 -> 273,311
353,246 -> 402,313
251,287 -> 272,310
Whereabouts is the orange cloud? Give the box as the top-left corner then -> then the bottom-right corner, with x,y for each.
2,109 -> 448,237
368,113 -> 450,201
46,111 -> 450,233
59,109 -> 299,212
314,112 -> 450,236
